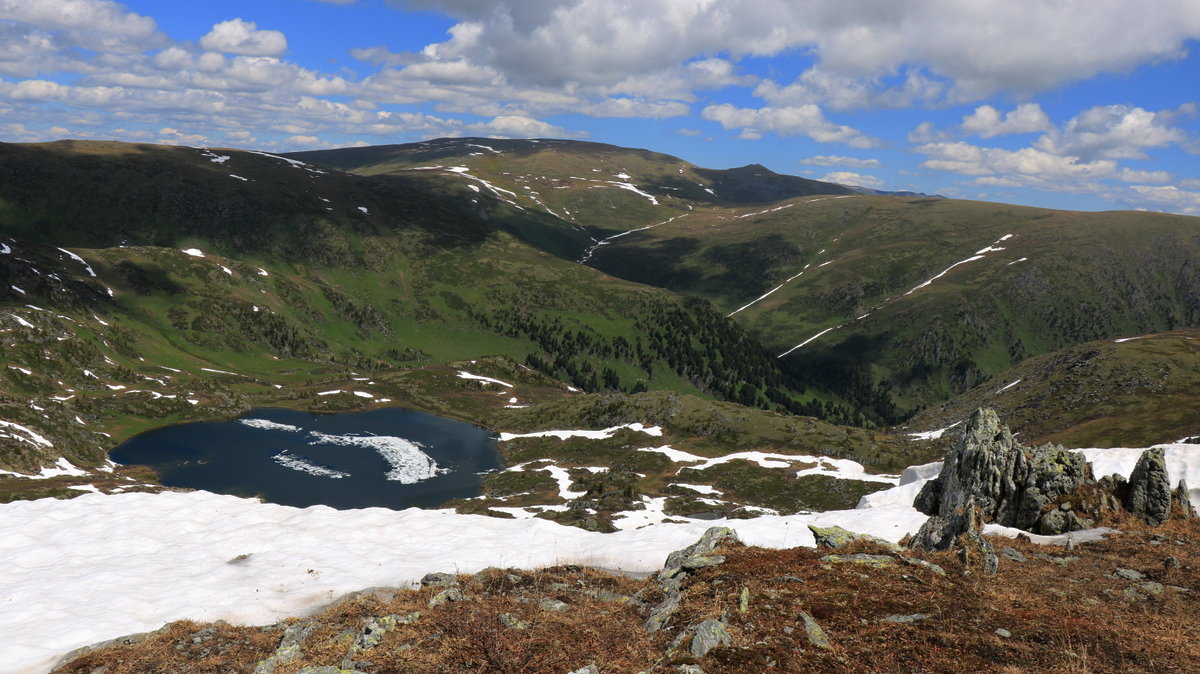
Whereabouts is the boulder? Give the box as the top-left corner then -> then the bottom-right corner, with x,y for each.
1124,448 -> 1172,526
420,572 -> 457,588
689,619 -> 731,657
809,525 -> 902,552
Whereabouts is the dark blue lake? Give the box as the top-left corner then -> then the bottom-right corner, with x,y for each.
111,407 -> 503,510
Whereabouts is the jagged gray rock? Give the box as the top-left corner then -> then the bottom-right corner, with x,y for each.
428,587 -> 465,607
350,613 -> 419,654
254,620 -> 317,674
567,666 -> 599,674
1037,508 -> 1094,536
1124,448 -> 1172,526
798,612 -> 832,650
689,619 -> 731,657
912,407 -> 1099,540
646,527 -> 739,632
659,527 -> 738,581
645,590 -> 682,632
909,496 -> 984,552
1173,480 -> 1195,519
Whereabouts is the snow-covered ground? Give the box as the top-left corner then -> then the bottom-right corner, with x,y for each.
1,442 -> 1196,673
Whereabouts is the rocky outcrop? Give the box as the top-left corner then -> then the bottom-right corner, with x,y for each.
1175,480 -> 1195,519
645,527 -> 739,632
1124,448 -> 1172,526
913,408 -> 1096,536
911,408 -> 1193,551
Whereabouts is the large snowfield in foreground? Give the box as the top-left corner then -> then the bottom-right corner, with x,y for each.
2,443 -> 1197,674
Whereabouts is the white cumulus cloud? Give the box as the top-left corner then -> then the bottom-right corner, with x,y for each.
0,0 -> 167,52
961,103 -> 1053,138
1034,104 -> 1188,160
701,103 -> 882,148
200,19 -> 287,57
820,171 -> 884,188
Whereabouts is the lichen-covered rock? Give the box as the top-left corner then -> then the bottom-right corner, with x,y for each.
912,408 -> 1096,539
809,525 -> 902,552
913,408 -> 1017,518
538,598 -> 570,612
254,620 -> 318,674
818,553 -> 896,568
1173,480 -> 1195,519
1124,448 -> 1172,526
901,556 -> 946,575
659,527 -> 738,581
689,619 -> 731,657
882,613 -> 929,624
645,589 -> 682,632
799,612 -> 832,650
497,613 -> 528,629
428,587 -> 465,607
909,496 -> 983,552
349,613 -> 418,654
646,527 -> 739,632
1007,445 -> 1093,531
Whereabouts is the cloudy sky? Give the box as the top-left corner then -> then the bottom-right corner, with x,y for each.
3,0 -> 1200,214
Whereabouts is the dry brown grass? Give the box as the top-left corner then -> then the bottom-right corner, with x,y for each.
54,521 -> 1200,674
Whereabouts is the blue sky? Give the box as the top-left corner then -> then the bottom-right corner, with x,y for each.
2,0 -> 1200,214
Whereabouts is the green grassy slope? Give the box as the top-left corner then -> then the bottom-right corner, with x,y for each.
583,194 -> 1200,420
0,140 -> 840,480
290,138 -> 853,247
906,329 -> 1200,447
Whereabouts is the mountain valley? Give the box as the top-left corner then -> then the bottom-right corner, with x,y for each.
1,136 -> 1198,673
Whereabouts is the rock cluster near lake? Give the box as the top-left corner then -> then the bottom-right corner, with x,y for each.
909,408 -> 1194,566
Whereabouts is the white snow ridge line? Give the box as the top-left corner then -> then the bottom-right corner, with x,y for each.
56,248 -> 96,277
728,268 -> 806,316
903,234 -> 1013,296
778,325 -> 841,358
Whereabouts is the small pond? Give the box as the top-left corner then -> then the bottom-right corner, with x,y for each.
111,407 -> 503,510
